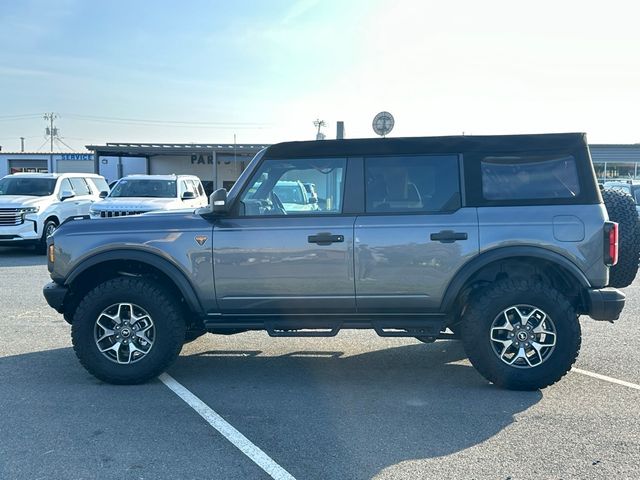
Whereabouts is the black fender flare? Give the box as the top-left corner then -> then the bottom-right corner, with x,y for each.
65,249 -> 204,315
440,246 -> 591,312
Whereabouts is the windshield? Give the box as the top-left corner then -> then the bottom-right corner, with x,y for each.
0,177 -> 57,196
109,179 -> 177,198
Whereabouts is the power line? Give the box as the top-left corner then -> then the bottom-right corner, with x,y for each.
55,137 -> 76,152
61,113 -> 268,127
35,138 -> 49,152
0,115 -> 43,123
0,113 -> 42,119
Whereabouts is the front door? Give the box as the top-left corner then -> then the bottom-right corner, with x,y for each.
55,178 -> 81,220
213,157 -> 355,314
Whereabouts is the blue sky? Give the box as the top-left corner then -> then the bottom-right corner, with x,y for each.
1,0 -> 639,151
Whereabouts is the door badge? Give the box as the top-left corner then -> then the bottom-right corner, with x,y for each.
195,235 -> 208,246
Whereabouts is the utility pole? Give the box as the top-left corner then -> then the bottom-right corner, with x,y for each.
43,113 -> 58,173
44,113 -> 59,153
20,137 -> 25,152
313,118 -> 326,140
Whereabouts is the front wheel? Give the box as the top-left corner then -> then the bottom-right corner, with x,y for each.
36,219 -> 58,254
71,277 -> 186,384
460,279 -> 581,390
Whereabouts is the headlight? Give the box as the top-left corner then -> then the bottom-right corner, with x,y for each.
21,206 -> 39,214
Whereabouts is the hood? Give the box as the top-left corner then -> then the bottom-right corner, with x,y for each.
92,197 -> 180,211
0,195 -> 50,208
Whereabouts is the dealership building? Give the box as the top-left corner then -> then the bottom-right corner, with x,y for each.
0,152 -> 96,177
1,141 -> 640,189
0,143 -> 267,192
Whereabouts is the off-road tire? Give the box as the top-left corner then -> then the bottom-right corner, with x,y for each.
603,188 -> 640,288
71,277 -> 185,384
461,279 -> 581,390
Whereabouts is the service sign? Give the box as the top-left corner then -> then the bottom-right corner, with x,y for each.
61,153 -> 93,161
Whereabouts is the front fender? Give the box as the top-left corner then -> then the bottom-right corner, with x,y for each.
64,248 -> 204,315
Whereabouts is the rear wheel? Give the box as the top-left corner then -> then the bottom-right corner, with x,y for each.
71,277 -> 185,384
461,279 -> 581,390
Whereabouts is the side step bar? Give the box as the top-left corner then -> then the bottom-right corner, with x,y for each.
203,315 -> 448,338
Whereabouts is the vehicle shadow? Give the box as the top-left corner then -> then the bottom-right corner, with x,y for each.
0,342 -> 542,480
0,246 -> 46,267
171,341 -> 543,480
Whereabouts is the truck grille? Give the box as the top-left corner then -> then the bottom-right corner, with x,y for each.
0,208 -> 23,226
99,210 -> 146,218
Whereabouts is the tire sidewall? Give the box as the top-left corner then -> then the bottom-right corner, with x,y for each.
36,220 -> 58,254
72,280 -> 184,383
463,284 -> 580,389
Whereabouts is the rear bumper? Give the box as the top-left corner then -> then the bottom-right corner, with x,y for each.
586,288 -> 625,321
43,281 -> 68,313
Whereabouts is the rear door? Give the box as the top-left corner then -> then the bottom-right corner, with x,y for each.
213,157 -> 356,313
354,154 -> 479,312
68,177 -> 95,216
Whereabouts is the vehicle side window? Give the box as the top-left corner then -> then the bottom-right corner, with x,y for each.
481,155 -> 580,200
69,178 -> 91,196
365,155 -> 460,213
239,158 -> 346,216
58,178 -> 74,195
90,177 -> 110,194
196,181 -> 205,197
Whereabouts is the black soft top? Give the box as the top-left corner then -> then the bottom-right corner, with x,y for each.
264,132 -> 588,159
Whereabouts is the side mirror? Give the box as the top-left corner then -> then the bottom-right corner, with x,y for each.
182,191 -> 196,200
99,191 -> 109,199
308,196 -> 318,204
210,188 -> 228,213
59,190 -> 75,201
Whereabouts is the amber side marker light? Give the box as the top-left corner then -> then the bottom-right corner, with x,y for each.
48,244 -> 55,264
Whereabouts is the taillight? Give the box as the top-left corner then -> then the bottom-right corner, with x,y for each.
604,222 -> 618,266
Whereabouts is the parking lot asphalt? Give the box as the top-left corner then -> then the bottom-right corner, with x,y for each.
0,246 -> 638,480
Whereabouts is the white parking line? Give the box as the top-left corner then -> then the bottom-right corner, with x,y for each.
159,373 -> 296,480
572,368 -> 640,391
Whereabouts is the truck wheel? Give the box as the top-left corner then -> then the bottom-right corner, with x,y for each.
460,279 -> 581,390
36,219 -> 58,254
602,188 -> 640,288
71,277 -> 185,384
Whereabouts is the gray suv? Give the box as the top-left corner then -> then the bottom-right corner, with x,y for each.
43,133 -> 625,390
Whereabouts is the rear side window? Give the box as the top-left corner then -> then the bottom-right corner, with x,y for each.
481,155 -> 580,200
365,155 -> 460,213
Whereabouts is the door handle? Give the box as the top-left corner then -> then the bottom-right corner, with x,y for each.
308,233 -> 344,245
430,230 -> 468,243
